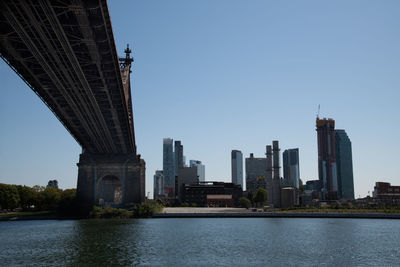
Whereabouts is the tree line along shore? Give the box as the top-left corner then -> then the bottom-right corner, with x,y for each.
1,183 -> 399,220
0,183 -> 163,219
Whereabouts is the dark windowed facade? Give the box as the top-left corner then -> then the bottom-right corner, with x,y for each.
335,130 -> 355,199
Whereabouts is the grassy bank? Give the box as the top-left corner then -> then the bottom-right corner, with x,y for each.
0,210 -> 56,219
0,201 -> 164,220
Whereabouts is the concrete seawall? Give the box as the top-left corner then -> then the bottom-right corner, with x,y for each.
153,212 -> 400,219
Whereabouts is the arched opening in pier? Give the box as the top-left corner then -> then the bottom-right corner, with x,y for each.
96,175 -> 122,205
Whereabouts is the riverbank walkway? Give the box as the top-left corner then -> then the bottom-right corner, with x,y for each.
154,207 -> 400,219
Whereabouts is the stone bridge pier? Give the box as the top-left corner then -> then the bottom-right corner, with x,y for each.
77,152 -> 145,211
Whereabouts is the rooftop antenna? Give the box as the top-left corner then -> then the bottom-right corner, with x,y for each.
316,104 -> 320,119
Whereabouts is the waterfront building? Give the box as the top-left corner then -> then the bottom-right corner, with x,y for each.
373,182 -> 400,198
280,187 -> 298,208
316,118 -> 338,200
283,148 -> 300,188
335,130 -> 355,199
245,153 -> 267,193
163,138 -> 175,196
176,166 -> 199,201
190,160 -> 205,182
181,181 -> 242,207
231,150 -> 243,189
153,170 -> 164,198
305,180 -> 321,191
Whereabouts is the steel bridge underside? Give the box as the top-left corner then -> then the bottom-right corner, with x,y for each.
0,0 -> 136,155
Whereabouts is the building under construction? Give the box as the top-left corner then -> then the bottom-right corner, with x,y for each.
316,118 -> 338,200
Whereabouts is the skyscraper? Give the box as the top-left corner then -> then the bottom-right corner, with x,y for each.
335,130 -> 354,199
316,118 -> 338,200
245,153 -> 267,193
163,138 -> 175,196
153,170 -> 164,198
265,145 -> 273,206
190,160 -> 206,182
231,150 -> 244,189
272,141 -> 281,207
283,148 -> 300,188
174,140 -> 184,174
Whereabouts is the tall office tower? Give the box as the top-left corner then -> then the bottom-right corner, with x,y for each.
231,150 -> 244,189
245,153 -> 267,193
272,141 -> 280,180
316,118 -> 338,200
163,138 -> 175,196
283,148 -> 300,188
335,130 -> 354,199
190,160 -> 206,182
272,141 -> 281,207
153,170 -> 164,198
174,140 -> 184,175
265,145 -> 273,205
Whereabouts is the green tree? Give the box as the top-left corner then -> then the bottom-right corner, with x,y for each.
253,187 -> 267,207
58,189 -> 78,215
41,187 -> 62,210
0,183 -> 20,209
239,197 -> 251,209
16,185 -> 37,210
247,190 -> 254,206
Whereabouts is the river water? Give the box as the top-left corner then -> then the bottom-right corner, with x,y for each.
0,218 -> 399,266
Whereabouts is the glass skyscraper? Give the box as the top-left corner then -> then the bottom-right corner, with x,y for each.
163,138 -> 175,196
231,150 -> 243,189
153,170 -> 164,198
174,140 -> 184,174
335,130 -> 355,199
189,160 -> 205,182
245,153 -> 267,193
283,148 -> 300,188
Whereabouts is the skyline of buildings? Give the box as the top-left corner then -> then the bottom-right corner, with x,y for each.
156,138 -> 207,198
156,117 -> 355,203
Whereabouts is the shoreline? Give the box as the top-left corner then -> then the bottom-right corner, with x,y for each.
153,212 -> 400,219
1,211 -> 400,221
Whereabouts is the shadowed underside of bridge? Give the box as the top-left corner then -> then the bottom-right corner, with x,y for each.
0,0 -> 145,209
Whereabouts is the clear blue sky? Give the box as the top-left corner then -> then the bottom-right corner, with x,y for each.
1,0 -> 399,198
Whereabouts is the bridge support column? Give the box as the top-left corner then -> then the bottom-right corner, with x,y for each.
77,152 -> 145,212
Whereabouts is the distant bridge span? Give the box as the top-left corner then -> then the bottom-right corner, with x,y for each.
0,0 -> 145,208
